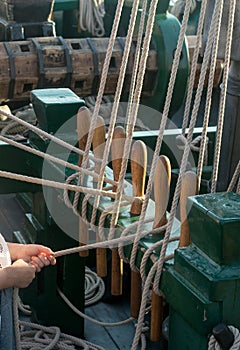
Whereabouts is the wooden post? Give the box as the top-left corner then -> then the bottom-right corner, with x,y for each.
77,106 -> 91,257
151,155 -> 171,342
92,115 -> 107,277
178,171 -> 198,248
130,140 -> 147,318
110,126 -> 126,296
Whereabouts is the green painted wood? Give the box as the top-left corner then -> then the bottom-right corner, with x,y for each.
31,88 -> 85,133
188,192 -> 240,265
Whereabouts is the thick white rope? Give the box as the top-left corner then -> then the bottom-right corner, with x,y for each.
131,0 -> 224,346
211,0 -> 236,193
57,287 -> 134,327
153,0 -> 224,295
171,0 -> 200,18
72,0 -> 126,224
130,0 -> 192,275
227,161 -> 240,192
85,267 -> 105,306
86,0 -> 143,232
0,169 -> 136,202
79,0 -> 105,37
108,0 -> 161,242
196,0 -> 222,184
0,134 -> 116,187
19,320 -> 105,350
208,326 -> 240,350
0,108 -> 101,164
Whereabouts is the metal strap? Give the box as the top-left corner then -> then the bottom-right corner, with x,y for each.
117,37 -> 129,73
58,36 -> 72,87
3,42 -> 15,99
86,37 -> 99,95
31,38 -> 45,88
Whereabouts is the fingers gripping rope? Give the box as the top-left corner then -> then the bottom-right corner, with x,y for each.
208,326 -> 240,350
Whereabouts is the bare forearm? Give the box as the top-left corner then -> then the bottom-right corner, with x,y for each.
7,242 -> 25,261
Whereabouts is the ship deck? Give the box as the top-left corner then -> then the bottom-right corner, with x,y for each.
0,194 -> 162,350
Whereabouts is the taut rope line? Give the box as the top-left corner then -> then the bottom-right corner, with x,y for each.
211,0 -> 236,193
0,169 -> 135,202
0,133 -> 117,187
88,0 -> 143,230
0,108 -> 101,164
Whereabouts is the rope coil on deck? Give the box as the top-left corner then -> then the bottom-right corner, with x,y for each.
208,326 -> 240,350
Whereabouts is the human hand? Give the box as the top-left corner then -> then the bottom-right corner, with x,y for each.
4,259 -> 36,288
17,244 -> 56,273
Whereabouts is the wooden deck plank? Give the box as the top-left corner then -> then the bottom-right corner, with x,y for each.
85,298 -> 139,350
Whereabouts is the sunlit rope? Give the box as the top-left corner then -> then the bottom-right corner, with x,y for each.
0,169 -> 136,202
211,0 -> 236,193
0,108 -> 100,164
0,133 -> 116,187
132,0 -> 222,347
170,0 -> 200,18
79,0 -> 105,37
84,0 -> 144,233
72,0 -> 126,224
227,161 -> 240,193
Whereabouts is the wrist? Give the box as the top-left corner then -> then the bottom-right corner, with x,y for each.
7,243 -> 25,261
0,266 -> 13,289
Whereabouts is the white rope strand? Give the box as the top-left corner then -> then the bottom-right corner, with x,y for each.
211,0 -> 236,193
0,108 -> 101,164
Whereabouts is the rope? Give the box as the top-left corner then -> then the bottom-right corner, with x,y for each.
85,267 -> 105,306
85,0 -> 143,233
208,326 -> 240,350
0,134 -> 116,187
0,108 -> 101,165
211,0 -> 236,193
170,0 -> 200,18
19,321 -> 105,350
176,134 -> 209,166
227,161 -> 240,193
79,0 -> 105,37
0,169 -> 135,202
0,106 -> 36,136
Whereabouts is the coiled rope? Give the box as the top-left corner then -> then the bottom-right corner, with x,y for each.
79,0 -> 105,37
208,326 -> 240,350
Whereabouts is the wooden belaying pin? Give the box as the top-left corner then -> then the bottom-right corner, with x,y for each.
153,155 -> 171,229
151,155 -> 171,342
130,140 -> 147,318
92,115 -> 107,277
77,106 -> 91,257
110,126 -> 126,296
178,170 -> 198,248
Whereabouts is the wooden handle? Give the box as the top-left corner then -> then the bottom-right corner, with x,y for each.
92,115 -> 106,174
178,171 -> 198,248
153,155 -> 171,229
150,290 -> 164,341
130,270 -> 142,318
130,140 -> 147,216
111,126 -> 126,192
77,106 -> 91,167
77,106 -> 91,257
129,140 -> 147,317
151,155 -> 171,342
110,126 -> 126,295
92,115 -> 107,277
